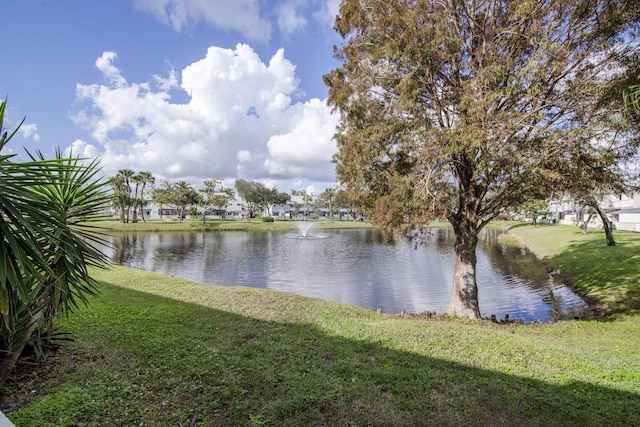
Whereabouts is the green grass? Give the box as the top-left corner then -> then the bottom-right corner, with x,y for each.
506,224 -> 640,314
90,218 -> 373,232
3,222 -> 640,426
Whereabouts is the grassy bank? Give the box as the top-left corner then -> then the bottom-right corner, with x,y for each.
505,224 -> 640,315
90,218 -> 373,232
3,224 -> 640,426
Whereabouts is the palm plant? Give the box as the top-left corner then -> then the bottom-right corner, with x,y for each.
0,98 -> 110,388
28,148 -> 110,342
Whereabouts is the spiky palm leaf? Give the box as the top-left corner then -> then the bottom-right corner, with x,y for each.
0,98 -> 111,387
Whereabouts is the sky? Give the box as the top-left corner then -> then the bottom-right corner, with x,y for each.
1,0 -> 343,195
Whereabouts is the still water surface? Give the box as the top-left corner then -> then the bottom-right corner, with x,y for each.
107,227 -> 590,322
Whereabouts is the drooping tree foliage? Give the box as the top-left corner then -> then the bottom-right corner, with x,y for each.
325,0 -> 640,318
0,99 -> 110,388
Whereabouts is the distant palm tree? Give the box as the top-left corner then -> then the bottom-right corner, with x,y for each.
111,169 -> 134,222
136,171 -> 155,223
131,174 -> 143,223
110,173 -> 127,222
119,169 -> 135,222
171,181 -> 198,223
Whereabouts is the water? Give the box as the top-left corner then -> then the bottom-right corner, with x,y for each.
295,221 -> 314,237
106,228 -> 591,322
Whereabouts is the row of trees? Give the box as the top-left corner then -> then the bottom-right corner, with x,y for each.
109,173 -> 361,223
110,169 -> 155,223
0,99 -> 109,389
149,180 -> 198,223
325,0 -> 640,319
110,175 -> 234,224
235,181 -> 365,221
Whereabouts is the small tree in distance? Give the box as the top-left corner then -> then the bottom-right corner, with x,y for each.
168,181 -> 198,223
519,200 -> 549,227
151,181 -> 171,219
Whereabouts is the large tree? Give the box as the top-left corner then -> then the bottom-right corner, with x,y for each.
325,0 -> 639,318
235,179 -> 264,218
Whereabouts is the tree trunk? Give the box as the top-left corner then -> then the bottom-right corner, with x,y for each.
140,186 -> 146,223
446,218 -> 481,319
589,201 -> 616,246
0,320 -> 37,389
132,187 -> 139,223
582,213 -> 594,235
0,284 -> 51,389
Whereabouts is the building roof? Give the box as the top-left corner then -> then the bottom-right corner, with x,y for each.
610,208 -> 640,214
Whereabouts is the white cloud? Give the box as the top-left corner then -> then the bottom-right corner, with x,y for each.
71,46 -> 338,185
19,123 -> 40,142
133,0 -> 271,40
315,0 -> 341,28
276,0 -> 307,36
95,52 -> 127,87
265,98 -> 339,179
153,66 -> 179,91
64,139 -> 102,159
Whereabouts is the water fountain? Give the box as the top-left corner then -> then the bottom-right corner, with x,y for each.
295,221 -> 314,237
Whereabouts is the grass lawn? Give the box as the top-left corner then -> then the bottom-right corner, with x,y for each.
90,218 -> 373,233
505,224 -> 640,315
2,223 -> 639,426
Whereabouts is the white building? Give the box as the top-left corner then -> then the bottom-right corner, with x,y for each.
550,192 -> 640,232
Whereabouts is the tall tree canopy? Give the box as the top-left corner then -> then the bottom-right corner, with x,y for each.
325,0 -> 640,318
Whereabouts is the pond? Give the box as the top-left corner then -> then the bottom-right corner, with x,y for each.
106,227 -> 591,323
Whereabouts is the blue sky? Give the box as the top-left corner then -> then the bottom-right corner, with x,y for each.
1,0 -> 342,194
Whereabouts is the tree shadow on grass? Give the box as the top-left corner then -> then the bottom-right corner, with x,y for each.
5,283 -> 639,427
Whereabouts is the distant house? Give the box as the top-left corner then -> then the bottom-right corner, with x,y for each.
121,192 -> 367,222
113,194 -> 248,221
607,192 -> 640,232
272,194 -> 313,219
549,192 -> 640,232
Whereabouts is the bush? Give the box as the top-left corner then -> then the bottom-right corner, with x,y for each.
262,217 -> 274,222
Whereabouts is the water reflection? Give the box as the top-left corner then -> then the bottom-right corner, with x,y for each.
105,228 -> 590,323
